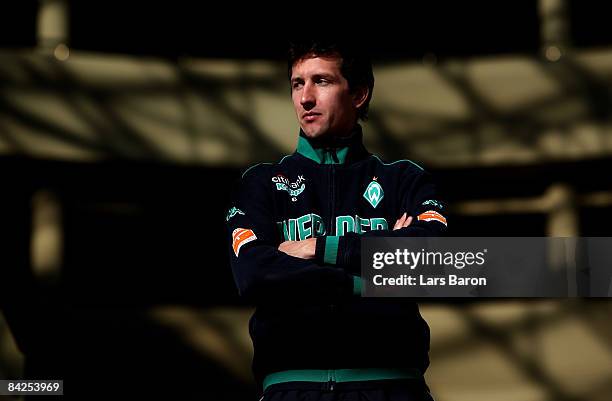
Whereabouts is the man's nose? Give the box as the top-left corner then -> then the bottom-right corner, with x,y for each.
300,82 -> 315,110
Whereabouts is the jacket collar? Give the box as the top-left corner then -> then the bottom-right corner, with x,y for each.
296,125 -> 370,165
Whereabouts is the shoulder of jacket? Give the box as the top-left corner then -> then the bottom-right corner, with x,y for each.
370,154 -> 426,174
240,154 -> 294,180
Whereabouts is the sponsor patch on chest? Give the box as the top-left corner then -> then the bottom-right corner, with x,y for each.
272,174 -> 306,202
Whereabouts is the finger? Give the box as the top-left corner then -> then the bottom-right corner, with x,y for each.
278,241 -> 292,251
394,212 -> 407,230
403,216 -> 413,228
393,214 -> 405,230
393,218 -> 401,230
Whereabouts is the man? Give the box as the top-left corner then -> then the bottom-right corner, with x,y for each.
226,41 -> 446,401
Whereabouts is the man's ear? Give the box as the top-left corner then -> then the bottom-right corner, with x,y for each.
352,86 -> 369,109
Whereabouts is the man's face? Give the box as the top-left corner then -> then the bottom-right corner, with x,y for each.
291,54 -> 366,139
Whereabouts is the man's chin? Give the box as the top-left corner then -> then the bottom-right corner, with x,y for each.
301,123 -> 355,140
301,126 -> 326,139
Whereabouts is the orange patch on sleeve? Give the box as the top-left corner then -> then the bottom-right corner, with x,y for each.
232,228 -> 257,256
417,210 -> 447,226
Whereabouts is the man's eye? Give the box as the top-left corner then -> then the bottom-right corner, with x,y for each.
316,79 -> 329,85
292,82 -> 303,89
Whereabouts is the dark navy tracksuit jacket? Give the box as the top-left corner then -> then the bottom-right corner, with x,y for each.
226,126 -> 447,390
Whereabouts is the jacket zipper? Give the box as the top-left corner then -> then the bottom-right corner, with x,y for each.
327,149 -> 337,390
326,369 -> 336,391
328,148 -> 337,235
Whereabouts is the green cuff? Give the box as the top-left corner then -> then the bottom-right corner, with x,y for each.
324,235 -> 339,265
352,276 -> 363,296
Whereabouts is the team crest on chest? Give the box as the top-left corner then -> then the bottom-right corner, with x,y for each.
363,177 -> 384,208
272,174 -> 306,202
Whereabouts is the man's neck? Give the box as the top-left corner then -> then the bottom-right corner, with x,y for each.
296,125 -> 369,165
302,126 -> 360,149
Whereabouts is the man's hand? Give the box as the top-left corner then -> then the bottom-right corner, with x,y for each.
393,212 -> 413,230
278,237 -> 317,259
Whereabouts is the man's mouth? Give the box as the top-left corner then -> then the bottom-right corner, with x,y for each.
303,112 -> 321,122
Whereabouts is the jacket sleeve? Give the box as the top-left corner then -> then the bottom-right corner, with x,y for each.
314,169 -> 448,275
226,166 -> 357,302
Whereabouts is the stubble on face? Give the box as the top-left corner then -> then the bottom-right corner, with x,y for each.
291,55 -> 358,139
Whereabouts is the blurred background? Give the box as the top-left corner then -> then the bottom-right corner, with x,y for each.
1,1 -> 612,400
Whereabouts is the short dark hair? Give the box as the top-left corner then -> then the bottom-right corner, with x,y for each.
288,40 -> 375,121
